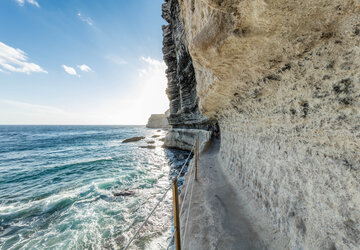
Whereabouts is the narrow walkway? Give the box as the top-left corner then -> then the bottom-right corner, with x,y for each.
179,138 -> 288,249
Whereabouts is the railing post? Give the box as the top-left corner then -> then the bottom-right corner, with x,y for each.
172,178 -> 181,250
195,137 -> 198,181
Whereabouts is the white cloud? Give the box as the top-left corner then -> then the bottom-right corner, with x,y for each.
77,12 -> 94,27
140,56 -> 164,66
0,57 -> 169,125
15,0 -> 39,7
77,64 -> 92,72
72,56 -> 168,125
138,56 -> 166,77
27,0 -> 39,7
62,65 -> 77,76
0,41 -> 47,74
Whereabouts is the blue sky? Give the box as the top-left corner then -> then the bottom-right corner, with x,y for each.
0,0 -> 168,124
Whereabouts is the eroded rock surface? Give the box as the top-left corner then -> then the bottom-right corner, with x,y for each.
162,0 -> 210,129
164,128 -> 210,151
146,113 -> 169,129
162,0 -> 211,150
175,0 -> 360,249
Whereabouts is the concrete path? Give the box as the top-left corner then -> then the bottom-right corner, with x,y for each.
179,138 -> 288,250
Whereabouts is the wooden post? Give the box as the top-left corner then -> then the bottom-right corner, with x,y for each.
195,137 -> 198,181
172,178 -> 181,250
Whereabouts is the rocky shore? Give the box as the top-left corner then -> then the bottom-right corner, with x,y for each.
121,130 -> 193,183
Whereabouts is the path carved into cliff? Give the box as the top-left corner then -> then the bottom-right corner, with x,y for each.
180,138 -> 289,249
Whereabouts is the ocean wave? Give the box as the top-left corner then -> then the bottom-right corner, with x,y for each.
0,126 -> 177,249
1,156 -> 117,186
0,174 -> 143,222
0,193 -> 77,224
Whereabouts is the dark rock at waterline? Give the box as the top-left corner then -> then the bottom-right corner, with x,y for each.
178,177 -> 185,186
139,145 -> 156,149
178,154 -> 186,160
147,140 -> 155,144
152,135 -> 160,138
157,130 -> 161,132
159,137 -> 165,142
113,191 -> 135,197
122,136 -> 145,143
174,160 -> 185,168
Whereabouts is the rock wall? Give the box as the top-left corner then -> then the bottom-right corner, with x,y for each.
162,0 -> 209,129
164,128 -> 210,151
162,0 -> 211,150
175,0 -> 360,249
146,112 -> 169,129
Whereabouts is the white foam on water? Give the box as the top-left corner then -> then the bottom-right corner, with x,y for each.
0,126 -> 184,249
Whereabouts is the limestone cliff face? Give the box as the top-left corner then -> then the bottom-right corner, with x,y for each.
146,111 -> 170,129
162,0 -> 209,129
164,128 -> 210,151
162,0 -> 211,150
176,0 -> 360,249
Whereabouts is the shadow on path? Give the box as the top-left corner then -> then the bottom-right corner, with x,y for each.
180,137 -> 264,250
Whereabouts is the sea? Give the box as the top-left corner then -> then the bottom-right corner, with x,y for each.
0,125 -> 191,249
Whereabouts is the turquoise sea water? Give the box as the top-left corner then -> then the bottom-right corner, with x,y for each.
0,126 -> 188,249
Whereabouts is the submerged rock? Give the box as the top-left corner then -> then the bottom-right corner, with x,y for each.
139,145 -> 156,149
122,136 -> 145,143
113,191 -> 135,197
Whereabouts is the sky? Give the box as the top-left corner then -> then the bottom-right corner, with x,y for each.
0,0 -> 168,125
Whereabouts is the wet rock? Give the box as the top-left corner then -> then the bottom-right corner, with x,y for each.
113,191 -> 135,197
174,161 -> 185,169
165,148 -> 192,182
139,145 -> 156,149
178,177 -> 185,186
178,154 -> 186,160
147,140 -> 155,144
152,135 -> 160,138
122,136 -> 145,143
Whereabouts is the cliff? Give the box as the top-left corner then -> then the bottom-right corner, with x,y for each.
162,0 -> 210,149
146,111 -> 170,129
166,0 -> 360,249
